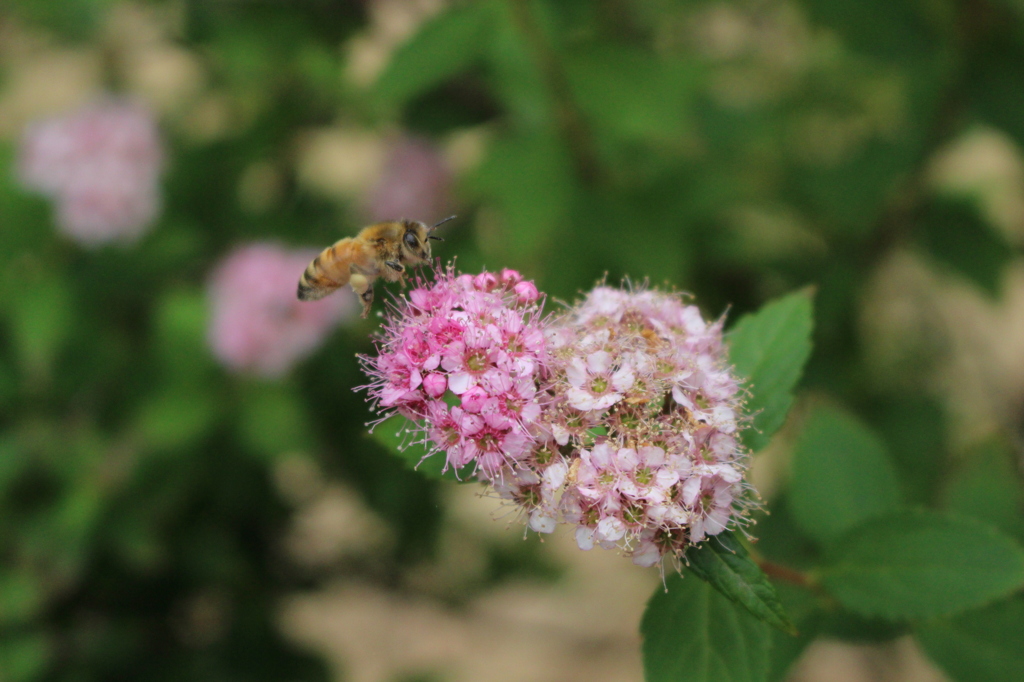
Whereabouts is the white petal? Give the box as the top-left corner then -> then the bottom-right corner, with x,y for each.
690,518 -> 706,543
575,526 -> 595,550
611,363 -> 635,392
589,392 -> 622,411
646,504 -> 669,524
590,443 -> 615,468
482,368 -> 512,395
672,385 -> 695,409
552,424 -> 570,446
586,350 -> 611,374
543,461 -> 568,490
681,476 -> 703,506
632,542 -> 662,567
567,388 -> 597,411
614,447 -> 639,471
655,469 -> 680,489
566,358 -> 588,387
596,517 -> 625,543
617,479 -> 639,498
447,372 -> 473,395
704,507 -> 731,536
714,464 -> 742,484
711,405 -> 737,433
639,445 -> 666,467
529,511 -> 556,534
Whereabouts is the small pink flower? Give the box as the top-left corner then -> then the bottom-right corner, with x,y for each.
565,351 -> 635,411
474,272 -> 499,292
514,281 -> 540,303
422,373 -> 447,398
19,98 -> 164,246
460,385 -> 490,413
207,243 -> 354,377
500,269 -> 523,288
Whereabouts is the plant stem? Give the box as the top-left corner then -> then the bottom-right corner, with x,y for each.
507,0 -> 602,184
757,558 -> 817,590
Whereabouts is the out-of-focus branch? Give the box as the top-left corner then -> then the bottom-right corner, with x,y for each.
757,557 -> 818,591
507,0 -> 602,184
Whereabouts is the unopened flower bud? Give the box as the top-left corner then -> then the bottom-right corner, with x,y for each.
514,281 -> 540,303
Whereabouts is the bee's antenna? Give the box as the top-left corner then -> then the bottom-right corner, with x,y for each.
430,215 -> 457,231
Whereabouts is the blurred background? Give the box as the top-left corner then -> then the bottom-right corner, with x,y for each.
1,1 -> 1023,680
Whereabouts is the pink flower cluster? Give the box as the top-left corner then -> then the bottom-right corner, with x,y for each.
538,287 -> 749,566
18,98 -> 165,247
362,270 -> 751,568
208,243 -> 355,377
361,266 -> 544,477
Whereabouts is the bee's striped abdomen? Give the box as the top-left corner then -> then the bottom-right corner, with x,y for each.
297,239 -> 353,301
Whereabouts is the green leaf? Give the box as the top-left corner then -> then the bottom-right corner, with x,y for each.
565,46 -> 698,146
375,2 -> 494,107
915,199 -> 1013,298
4,264 -> 72,383
800,0 -> 935,60
0,436 -> 29,497
136,387 -> 220,450
0,572 -> 45,627
153,288 -> 215,380
686,532 -> 797,635
767,583 -> 819,682
969,33 -> 1024,149
867,395 -> 946,506
0,632 -> 50,682
727,290 -> 814,452
370,415 -> 471,482
768,626 -> 811,682
237,382 -> 313,457
917,597 -> 1024,682
471,129 -> 575,263
942,440 -> 1024,544
642,571 -> 771,682
820,509 -> 1024,620
788,405 -> 902,545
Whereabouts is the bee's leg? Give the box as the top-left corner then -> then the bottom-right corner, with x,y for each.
384,260 -> 407,288
349,268 -> 373,318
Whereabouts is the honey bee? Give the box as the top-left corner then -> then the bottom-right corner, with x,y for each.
297,216 -> 454,317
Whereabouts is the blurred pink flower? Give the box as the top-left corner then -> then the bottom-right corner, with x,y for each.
363,136 -> 451,223
18,98 -> 165,247
207,244 -> 355,377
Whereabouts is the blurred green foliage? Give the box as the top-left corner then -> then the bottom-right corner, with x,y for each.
2,0 -> 1024,680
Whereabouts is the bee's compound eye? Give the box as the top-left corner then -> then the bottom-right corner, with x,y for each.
403,232 -> 418,248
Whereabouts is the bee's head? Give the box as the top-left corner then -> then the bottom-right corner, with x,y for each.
401,216 -> 454,263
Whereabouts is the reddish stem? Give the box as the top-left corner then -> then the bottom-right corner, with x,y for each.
757,558 -> 816,590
